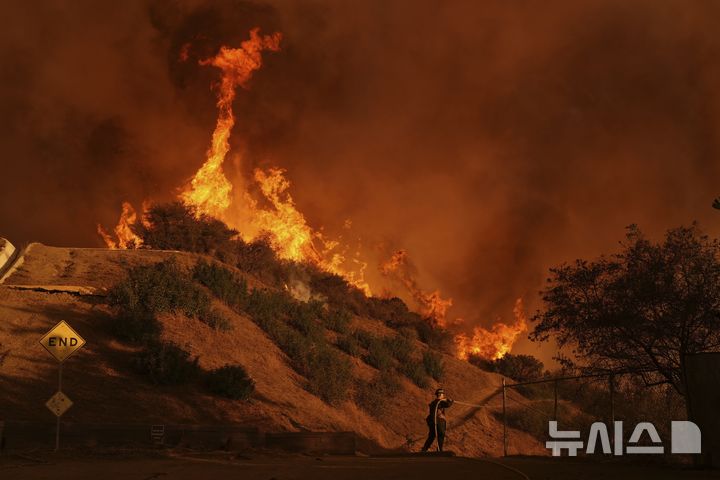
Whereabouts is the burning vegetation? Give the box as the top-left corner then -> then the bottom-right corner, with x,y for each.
97,28 -> 526,362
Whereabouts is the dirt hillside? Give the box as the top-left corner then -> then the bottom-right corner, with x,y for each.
0,243 -> 546,456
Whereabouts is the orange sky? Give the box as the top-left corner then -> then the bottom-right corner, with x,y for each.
2,0 -> 720,365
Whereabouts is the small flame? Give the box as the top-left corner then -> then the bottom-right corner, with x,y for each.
97,201 -> 143,249
380,250 -> 453,326
454,298 -> 528,361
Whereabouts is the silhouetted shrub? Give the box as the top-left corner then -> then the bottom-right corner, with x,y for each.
108,258 -> 210,341
309,270 -> 367,316
134,202 -> 239,255
193,260 -> 247,307
206,365 -> 255,400
423,351 -> 445,381
469,353 -> 544,382
356,369 -> 402,417
235,236 -> 288,287
401,359 -> 429,388
135,341 -> 200,385
415,322 -> 454,352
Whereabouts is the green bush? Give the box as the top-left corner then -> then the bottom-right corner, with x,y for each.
193,260 -> 247,307
422,351 -> 445,381
401,359 -> 429,388
134,341 -> 200,385
206,365 -> 255,400
322,308 -> 352,334
356,369 -> 402,417
108,258 -> 211,341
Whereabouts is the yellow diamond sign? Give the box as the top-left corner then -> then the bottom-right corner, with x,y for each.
39,320 -> 86,362
46,391 -> 73,417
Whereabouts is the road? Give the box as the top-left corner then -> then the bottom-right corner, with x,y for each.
2,452 -> 718,480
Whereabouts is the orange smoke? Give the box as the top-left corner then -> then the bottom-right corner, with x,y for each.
380,250 -> 453,326
97,201 -> 143,249
180,28 -> 282,218
454,298 -> 528,361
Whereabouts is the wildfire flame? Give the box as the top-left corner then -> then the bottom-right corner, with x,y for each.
380,250 -> 453,326
97,201 -> 143,249
180,28 -> 282,218
454,298 -> 528,361
98,28 -> 527,362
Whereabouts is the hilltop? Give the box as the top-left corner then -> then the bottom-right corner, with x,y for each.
0,240 -> 545,456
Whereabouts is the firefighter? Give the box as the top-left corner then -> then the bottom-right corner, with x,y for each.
421,388 -> 454,452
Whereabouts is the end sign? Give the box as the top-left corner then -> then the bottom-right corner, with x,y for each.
39,320 -> 86,362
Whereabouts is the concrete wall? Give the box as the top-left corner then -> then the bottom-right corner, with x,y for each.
0,422 -> 355,454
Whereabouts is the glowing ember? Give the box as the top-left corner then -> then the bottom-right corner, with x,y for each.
97,201 -> 143,249
454,298 -> 528,360
380,250 -> 453,326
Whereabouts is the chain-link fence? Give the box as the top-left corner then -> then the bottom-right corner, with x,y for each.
499,370 -> 686,457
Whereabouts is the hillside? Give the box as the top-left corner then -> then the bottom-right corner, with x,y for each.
0,243 -> 546,456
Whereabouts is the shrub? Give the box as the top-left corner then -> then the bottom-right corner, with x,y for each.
305,346 -> 353,404
422,350 -> 445,381
415,322 -> 454,352
206,365 -> 255,400
364,337 -> 394,371
111,310 -> 161,343
133,202 -> 238,255
356,369 -> 402,417
354,330 -> 376,349
108,258 -> 211,341
469,353 -> 544,382
337,333 -> 362,357
401,359 -> 429,388
134,341 -> 200,385
201,308 -> 233,332
385,335 -> 414,363
235,236 -> 288,287
322,308 -> 352,334
193,260 -> 247,307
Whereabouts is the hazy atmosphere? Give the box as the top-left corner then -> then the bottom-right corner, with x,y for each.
3,0 -> 720,363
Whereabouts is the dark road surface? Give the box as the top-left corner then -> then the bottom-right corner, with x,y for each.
2,452 -> 719,480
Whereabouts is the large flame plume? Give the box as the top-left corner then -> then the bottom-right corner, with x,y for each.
454,298 -> 528,360
180,28 -> 282,218
98,27 -> 524,361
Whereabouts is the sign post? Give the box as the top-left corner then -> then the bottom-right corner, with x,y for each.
39,320 -> 85,451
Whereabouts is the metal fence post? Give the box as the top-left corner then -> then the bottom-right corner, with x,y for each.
502,378 -> 507,457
